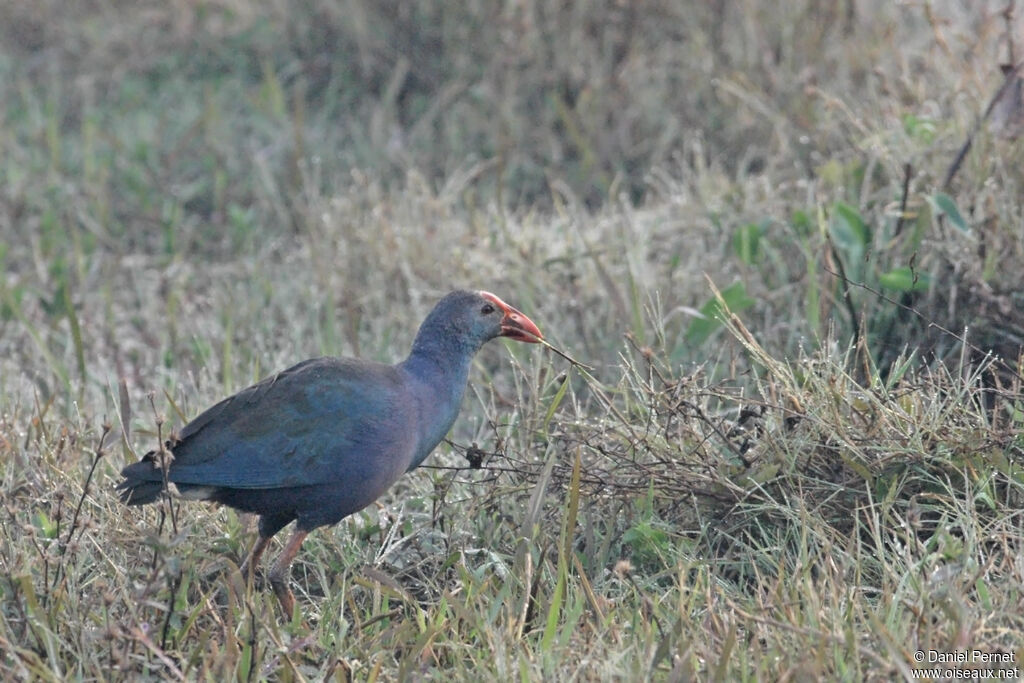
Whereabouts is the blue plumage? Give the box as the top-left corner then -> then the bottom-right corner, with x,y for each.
117,289 -> 542,616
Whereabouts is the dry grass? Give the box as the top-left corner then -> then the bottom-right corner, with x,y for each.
2,1 -> 1024,680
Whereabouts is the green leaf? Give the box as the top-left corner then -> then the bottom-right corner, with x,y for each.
685,282 -> 756,346
884,350 -> 917,389
829,201 -> 869,258
35,511 -> 58,540
743,463 -> 780,485
791,209 -> 813,236
542,372 -> 570,432
930,192 -> 967,232
622,521 -> 669,562
878,266 -> 931,292
902,113 -> 936,143
732,219 -> 768,265
541,551 -> 567,651
975,577 -> 991,610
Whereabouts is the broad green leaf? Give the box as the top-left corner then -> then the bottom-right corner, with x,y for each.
829,201 -> 869,257
685,282 -> 756,346
878,266 -> 931,292
930,192 -> 967,232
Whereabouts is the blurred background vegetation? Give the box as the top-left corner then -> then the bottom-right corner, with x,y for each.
2,0 -> 1024,680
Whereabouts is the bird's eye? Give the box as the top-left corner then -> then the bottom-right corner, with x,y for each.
481,303 -> 495,315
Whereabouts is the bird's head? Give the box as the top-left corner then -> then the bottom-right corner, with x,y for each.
412,290 -> 543,357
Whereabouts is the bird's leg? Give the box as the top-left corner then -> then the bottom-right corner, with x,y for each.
239,534 -> 272,582
268,528 -> 309,618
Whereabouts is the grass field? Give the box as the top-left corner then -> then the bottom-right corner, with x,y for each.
2,1 -> 1024,680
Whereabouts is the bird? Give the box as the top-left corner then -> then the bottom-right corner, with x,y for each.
118,289 -> 542,616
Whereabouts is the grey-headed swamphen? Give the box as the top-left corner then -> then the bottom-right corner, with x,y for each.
118,290 -> 542,616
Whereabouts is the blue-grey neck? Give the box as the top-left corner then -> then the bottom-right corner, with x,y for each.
399,314 -> 489,471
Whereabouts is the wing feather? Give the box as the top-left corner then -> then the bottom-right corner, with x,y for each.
154,357 -> 416,489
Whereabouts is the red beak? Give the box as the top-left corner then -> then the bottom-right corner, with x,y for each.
479,291 -> 543,343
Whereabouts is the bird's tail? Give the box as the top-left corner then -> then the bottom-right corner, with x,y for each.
116,454 -> 165,505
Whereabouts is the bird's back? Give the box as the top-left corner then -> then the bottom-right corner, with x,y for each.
120,357 -> 420,515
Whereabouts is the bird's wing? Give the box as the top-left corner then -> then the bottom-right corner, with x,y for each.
157,357 -> 417,489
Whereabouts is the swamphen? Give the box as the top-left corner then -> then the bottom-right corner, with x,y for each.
118,290 -> 542,616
